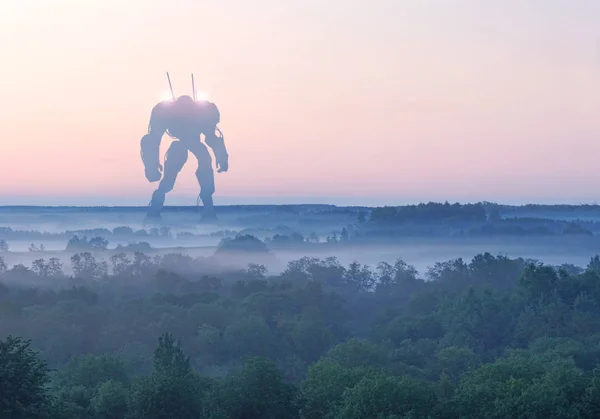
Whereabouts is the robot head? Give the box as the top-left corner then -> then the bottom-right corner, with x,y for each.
162,72 -> 212,103
162,73 -> 219,121
176,95 -> 194,104
169,94 -> 193,113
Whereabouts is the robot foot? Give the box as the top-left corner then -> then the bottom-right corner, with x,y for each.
145,191 -> 166,224
144,211 -> 163,224
199,209 -> 218,224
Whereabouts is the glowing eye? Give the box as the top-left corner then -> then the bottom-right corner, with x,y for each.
196,90 -> 209,101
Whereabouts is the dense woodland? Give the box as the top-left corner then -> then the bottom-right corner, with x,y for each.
4,236 -> 600,418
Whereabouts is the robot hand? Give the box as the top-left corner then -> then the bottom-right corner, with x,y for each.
205,128 -> 228,173
145,163 -> 163,182
141,133 -> 163,182
216,157 -> 228,173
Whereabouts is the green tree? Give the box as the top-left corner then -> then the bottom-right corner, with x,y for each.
207,357 -> 297,419
128,333 -> 204,419
291,307 -> 334,363
325,339 -> 388,370
454,354 -> 587,419
90,380 -> 129,419
297,360 -> 375,419
53,354 -> 129,390
0,336 -> 51,419
517,263 -> 559,302
335,373 -> 438,419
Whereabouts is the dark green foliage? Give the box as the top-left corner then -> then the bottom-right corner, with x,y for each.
0,336 -> 51,418
335,373 -> 438,419
90,380 -> 128,419
7,251 -> 600,417
53,354 -> 129,390
128,333 -> 204,419
297,359 -> 373,419
206,357 -> 297,419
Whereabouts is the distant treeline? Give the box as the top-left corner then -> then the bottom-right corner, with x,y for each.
502,203 -> 600,212
364,202 -> 600,238
369,202 -> 487,224
4,202 -> 600,248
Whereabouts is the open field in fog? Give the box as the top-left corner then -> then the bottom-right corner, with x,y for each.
2,203 -> 600,276
2,235 -> 600,277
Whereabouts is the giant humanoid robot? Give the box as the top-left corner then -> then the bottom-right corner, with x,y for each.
140,74 -> 229,222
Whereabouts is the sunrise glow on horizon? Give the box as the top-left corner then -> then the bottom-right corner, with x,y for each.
1,0 -> 600,206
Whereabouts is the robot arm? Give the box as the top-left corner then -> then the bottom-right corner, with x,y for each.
140,103 -> 168,182
205,126 -> 228,173
202,103 -> 228,173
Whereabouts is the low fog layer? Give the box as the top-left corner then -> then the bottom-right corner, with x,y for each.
1,203 -> 600,275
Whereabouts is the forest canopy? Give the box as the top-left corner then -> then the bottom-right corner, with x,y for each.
2,249 -> 600,417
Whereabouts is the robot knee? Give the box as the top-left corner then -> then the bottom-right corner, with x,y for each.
158,182 -> 175,194
197,174 -> 215,197
200,186 -> 215,200
165,141 -> 189,166
158,174 -> 178,193
196,165 -> 214,180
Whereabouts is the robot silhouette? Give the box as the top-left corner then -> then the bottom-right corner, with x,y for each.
140,73 -> 229,223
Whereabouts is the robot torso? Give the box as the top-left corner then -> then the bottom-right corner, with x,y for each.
150,95 -> 220,141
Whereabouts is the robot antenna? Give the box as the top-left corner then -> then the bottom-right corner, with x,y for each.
166,72 -> 175,100
191,73 -> 197,101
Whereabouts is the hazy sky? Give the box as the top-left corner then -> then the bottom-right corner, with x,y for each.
1,0 -> 600,206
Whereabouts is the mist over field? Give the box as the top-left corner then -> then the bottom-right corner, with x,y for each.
3,203 -> 600,275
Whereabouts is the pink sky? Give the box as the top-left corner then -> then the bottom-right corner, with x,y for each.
1,0 -> 600,205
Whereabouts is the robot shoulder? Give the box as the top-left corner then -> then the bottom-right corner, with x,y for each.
150,101 -> 174,122
206,101 -> 220,125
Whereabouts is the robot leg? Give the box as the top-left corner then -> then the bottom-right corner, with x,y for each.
189,142 -> 217,221
197,165 -> 216,220
147,141 -> 188,219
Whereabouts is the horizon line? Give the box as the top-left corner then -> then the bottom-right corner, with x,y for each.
2,195 -> 600,207
0,202 -> 599,209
